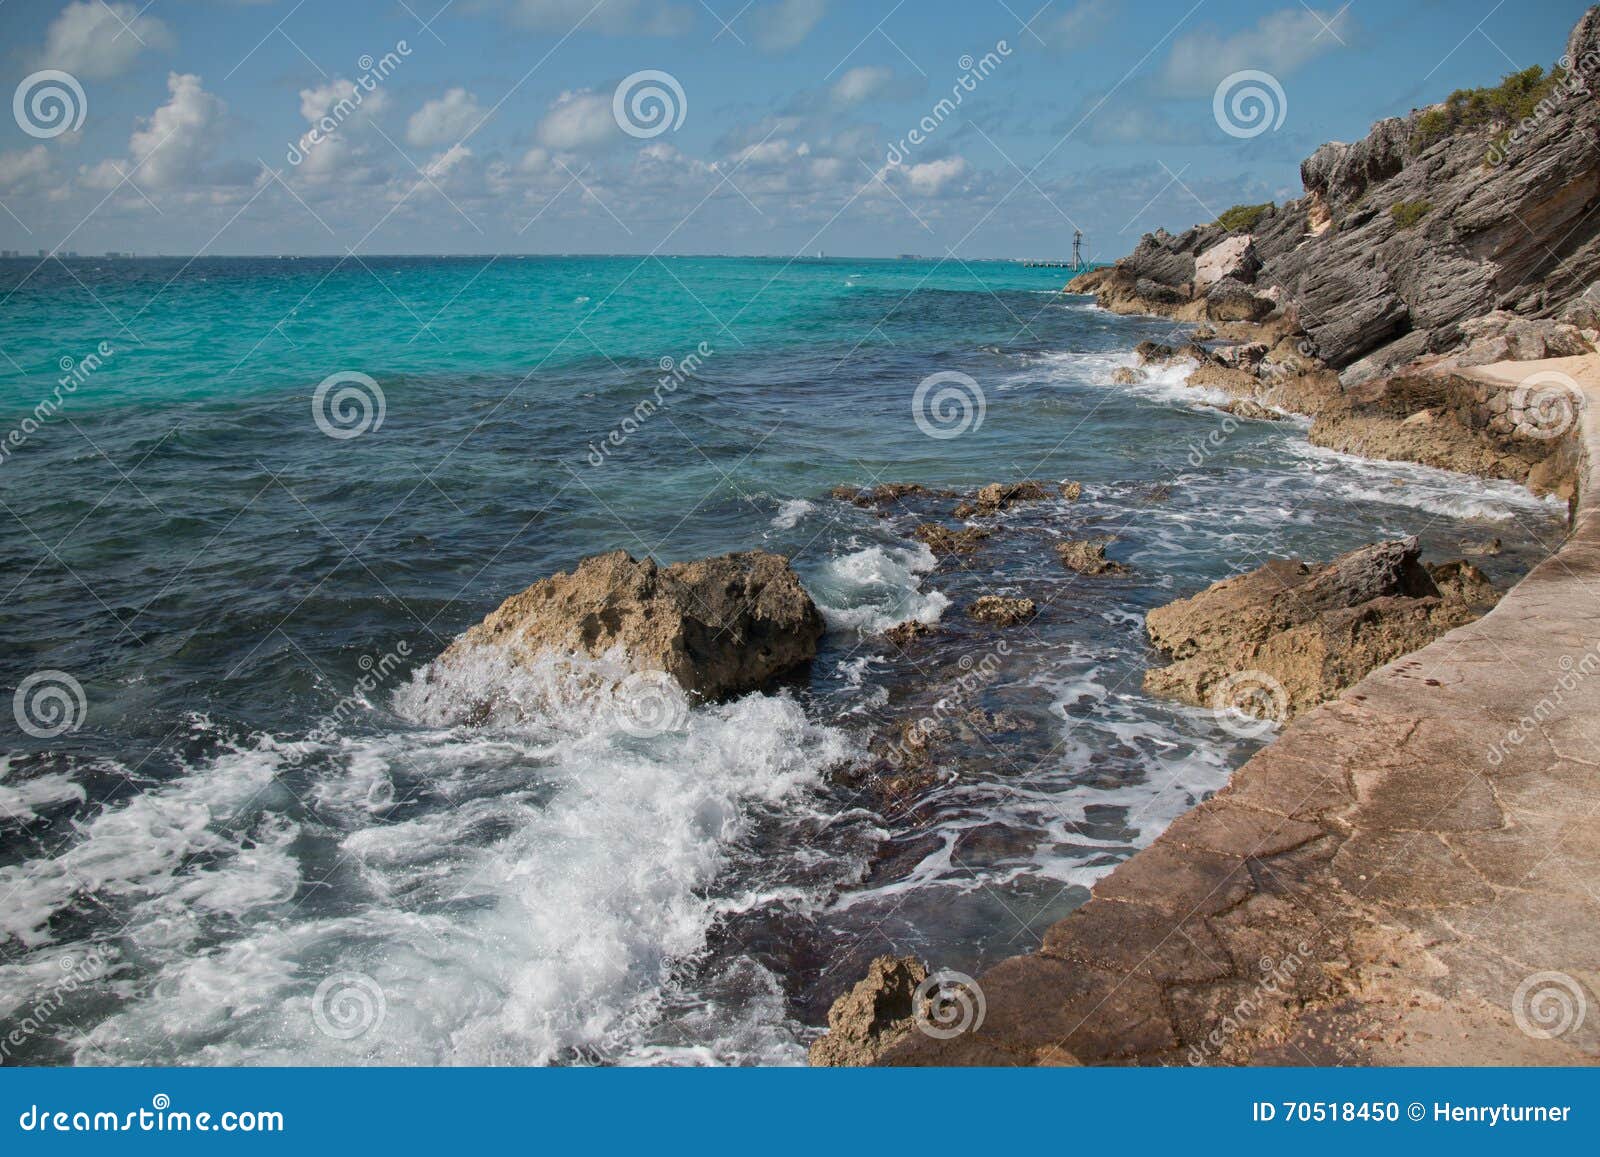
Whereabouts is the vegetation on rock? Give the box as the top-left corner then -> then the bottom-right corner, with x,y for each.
1215,202 -> 1273,232
1390,199 -> 1431,229
1408,63 -> 1568,152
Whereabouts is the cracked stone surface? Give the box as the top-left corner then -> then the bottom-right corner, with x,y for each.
870,357 -> 1600,1067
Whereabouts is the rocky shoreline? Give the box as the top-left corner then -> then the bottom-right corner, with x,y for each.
812,355 -> 1600,1067
808,8 -> 1600,1066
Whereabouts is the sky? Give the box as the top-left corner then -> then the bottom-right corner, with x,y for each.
0,0 -> 1590,259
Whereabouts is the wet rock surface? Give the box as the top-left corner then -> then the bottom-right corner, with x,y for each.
952,480 -> 1054,519
1055,536 -> 1129,576
1142,537 -> 1499,720
808,955 -> 928,1067
967,595 -> 1037,626
440,548 -> 824,700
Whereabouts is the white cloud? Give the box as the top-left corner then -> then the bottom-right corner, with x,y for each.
1162,7 -> 1352,95
831,66 -> 891,107
536,89 -> 618,151
507,0 -> 693,36
0,146 -> 52,189
422,144 -> 474,182
36,1 -> 171,80
407,88 -> 485,148
749,0 -> 826,51
287,79 -> 393,180
301,79 -> 388,125
1047,0 -> 1114,48
904,155 -> 967,195
113,72 -> 227,190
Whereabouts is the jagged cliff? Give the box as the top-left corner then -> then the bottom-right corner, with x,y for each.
1070,7 -> 1600,387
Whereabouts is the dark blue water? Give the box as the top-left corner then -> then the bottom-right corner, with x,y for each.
0,256 -> 1567,1064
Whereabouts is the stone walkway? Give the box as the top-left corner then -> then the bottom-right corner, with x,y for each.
879,356 -> 1600,1066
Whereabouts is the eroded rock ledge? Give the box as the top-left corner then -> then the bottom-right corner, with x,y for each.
1142,537 -> 1499,721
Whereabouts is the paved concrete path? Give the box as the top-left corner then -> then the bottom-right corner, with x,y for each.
882,356 -> 1600,1066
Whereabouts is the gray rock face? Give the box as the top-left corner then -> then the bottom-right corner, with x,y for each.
1078,7 -> 1600,376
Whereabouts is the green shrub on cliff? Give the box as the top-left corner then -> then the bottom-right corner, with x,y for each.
1215,202 -> 1273,232
1390,200 -> 1431,230
1409,63 -> 1568,152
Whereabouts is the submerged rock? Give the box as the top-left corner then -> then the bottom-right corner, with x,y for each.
829,482 -> 951,509
967,595 -> 1037,627
808,955 -> 928,1067
1055,537 -> 1128,576
883,619 -> 937,647
440,549 -> 824,701
912,523 -> 990,557
1143,537 -> 1499,720
952,480 -> 1052,519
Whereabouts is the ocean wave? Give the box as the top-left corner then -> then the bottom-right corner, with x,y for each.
1287,440 -> 1565,522
809,541 -> 951,634
0,755 -> 84,827
769,497 -> 814,531
1010,349 -> 1227,405
4,651 -> 853,1066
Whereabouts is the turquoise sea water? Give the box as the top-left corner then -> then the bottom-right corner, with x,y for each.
0,255 -> 1569,1064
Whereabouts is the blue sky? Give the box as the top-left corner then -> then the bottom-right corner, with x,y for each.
0,0 -> 1589,258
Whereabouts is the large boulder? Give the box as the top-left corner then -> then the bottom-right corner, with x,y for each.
1144,538 -> 1499,720
1194,234 -> 1260,292
441,549 -> 824,700
1204,277 -> 1275,322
